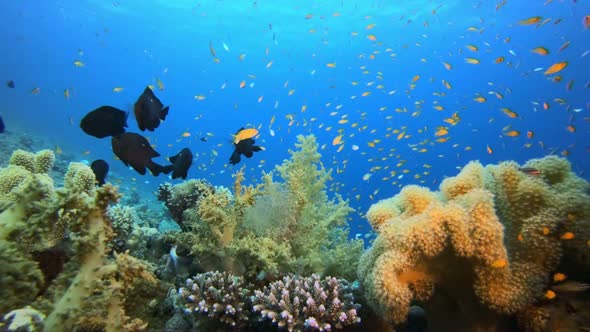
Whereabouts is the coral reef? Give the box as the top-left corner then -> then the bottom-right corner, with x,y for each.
358,156 -> 590,330
0,149 -> 55,209
178,271 -> 252,328
0,149 -> 166,331
251,273 -> 361,331
159,135 -> 362,281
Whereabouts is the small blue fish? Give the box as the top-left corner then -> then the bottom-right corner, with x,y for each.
0,115 -> 5,133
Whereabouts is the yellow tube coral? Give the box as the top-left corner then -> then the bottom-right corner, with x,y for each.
359,156 -> 590,330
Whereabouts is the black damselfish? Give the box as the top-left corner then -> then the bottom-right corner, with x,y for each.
168,147 -> 193,180
134,87 -> 169,131
90,159 -> 109,186
111,132 -> 173,176
229,128 -> 262,165
80,106 -> 128,138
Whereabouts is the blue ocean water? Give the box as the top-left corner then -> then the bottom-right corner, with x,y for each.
1,0 -> 588,237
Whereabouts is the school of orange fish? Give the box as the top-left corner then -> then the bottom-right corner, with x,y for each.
30,3 -> 590,215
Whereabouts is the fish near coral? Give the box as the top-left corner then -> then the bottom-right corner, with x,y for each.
111,132 -> 173,176
134,86 -> 169,131
229,128 -> 263,165
167,147 -> 193,180
90,159 -> 109,186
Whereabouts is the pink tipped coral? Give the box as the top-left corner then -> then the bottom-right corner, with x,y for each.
251,273 -> 361,331
178,271 -> 251,327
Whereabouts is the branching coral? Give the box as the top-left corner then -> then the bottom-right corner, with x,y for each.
178,271 -> 252,328
358,156 -> 590,330
251,273 -> 361,331
159,135 -> 359,281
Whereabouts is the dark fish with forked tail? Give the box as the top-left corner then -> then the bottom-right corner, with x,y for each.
111,132 -> 173,176
229,128 -> 263,165
167,147 -> 193,180
134,87 -> 169,131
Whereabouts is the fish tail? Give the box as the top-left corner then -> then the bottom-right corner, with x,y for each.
160,106 -> 169,121
147,162 -> 173,176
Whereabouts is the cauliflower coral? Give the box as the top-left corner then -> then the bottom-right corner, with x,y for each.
358,156 -> 590,330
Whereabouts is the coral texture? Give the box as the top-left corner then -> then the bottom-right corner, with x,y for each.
251,273 -> 361,331
160,135 -> 361,281
178,271 -> 252,328
0,149 -> 163,331
358,156 -> 590,329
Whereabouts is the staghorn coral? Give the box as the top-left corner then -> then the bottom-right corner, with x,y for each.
251,273 -> 361,331
178,271 -> 252,328
358,156 -> 590,330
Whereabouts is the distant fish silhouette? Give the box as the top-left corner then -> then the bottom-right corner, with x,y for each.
6,80 -> 15,88
80,106 -> 128,138
111,133 -> 173,176
90,159 -> 109,186
134,87 -> 169,131
168,147 -> 193,180
0,115 -> 4,133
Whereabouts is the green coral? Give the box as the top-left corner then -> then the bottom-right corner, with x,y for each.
164,135 -> 359,280
0,149 -> 164,330
0,240 -> 44,315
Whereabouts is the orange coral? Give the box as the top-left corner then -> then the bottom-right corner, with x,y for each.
358,156 -> 590,330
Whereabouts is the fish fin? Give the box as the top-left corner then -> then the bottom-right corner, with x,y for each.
244,150 -> 254,158
252,145 -> 262,152
229,149 -> 241,165
160,106 -> 169,121
235,127 -> 245,135
130,164 -> 147,175
156,164 -> 175,177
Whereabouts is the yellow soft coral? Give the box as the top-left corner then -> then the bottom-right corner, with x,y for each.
365,197 -> 399,230
64,162 -> 96,196
359,156 -> 590,330
0,149 -> 55,205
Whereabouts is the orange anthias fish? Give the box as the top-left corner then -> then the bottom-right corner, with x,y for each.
233,128 -> 259,144
519,16 -> 542,25
544,61 -> 568,75
583,15 -> 590,29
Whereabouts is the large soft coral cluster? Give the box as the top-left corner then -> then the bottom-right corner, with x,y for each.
0,149 -> 165,331
358,156 -> 590,330
160,135 -> 362,281
178,271 -> 252,328
251,273 -> 361,331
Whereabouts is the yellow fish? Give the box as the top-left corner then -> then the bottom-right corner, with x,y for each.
233,128 -> 259,144
73,60 -> 84,67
